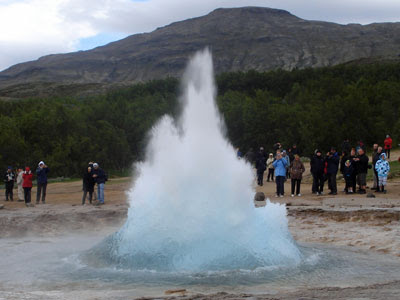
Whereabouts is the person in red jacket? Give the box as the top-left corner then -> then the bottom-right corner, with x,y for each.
22,167 -> 33,207
384,135 -> 393,159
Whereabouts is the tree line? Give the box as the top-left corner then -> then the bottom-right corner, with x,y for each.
1,61 -> 399,177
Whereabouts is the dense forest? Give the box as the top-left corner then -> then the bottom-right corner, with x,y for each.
1,61 -> 400,177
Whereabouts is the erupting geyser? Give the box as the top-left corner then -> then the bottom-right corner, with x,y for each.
101,49 -> 302,271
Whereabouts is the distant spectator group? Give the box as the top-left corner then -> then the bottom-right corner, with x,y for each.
82,162 -> 108,206
3,161 -> 107,207
3,161 -> 49,206
238,134 -> 393,197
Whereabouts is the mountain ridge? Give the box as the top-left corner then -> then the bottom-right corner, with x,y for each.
1,6 -> 400,98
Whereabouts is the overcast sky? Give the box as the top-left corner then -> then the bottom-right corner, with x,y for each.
0,0 -> 399,71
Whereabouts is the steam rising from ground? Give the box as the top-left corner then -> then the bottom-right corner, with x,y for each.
104,49 -> 301,271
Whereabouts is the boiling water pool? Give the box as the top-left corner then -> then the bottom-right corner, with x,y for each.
1,234 -> 400,299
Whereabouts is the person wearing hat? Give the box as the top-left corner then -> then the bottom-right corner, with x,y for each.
22,167 -> 33,206
310,150 -> 325,195
375,152 -> 390,193
92,163 -> 107,205
3,166 -> 15,201
36,161 -> 50,204
384,135 -> 392,159
343,160 -> 354,194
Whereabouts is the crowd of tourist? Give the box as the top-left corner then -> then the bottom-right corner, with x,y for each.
239,135 -> 393,198
3,162 -> 107,207
3,135 -> 394,206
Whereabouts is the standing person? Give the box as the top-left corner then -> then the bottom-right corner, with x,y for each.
82,166 -> 95,205
375,153 -> 390,193
372,146 -> 383,190
36,161 -> 50,204
92,163 -> 107,205
340,151 -> 349,192
341,139 -> 351,156
22,167 -> 33,206
290,154 -> 305,197
311,150 -> 325,195
255,148 -> 267,186
384,135 -> 393,159
88,162 -> 97,201
273,142 -> 282,153
343,160 -> 354,194
16,168 -> 24,201
353,148 -> 369,194
282,150 -> 290,179
266,153 -> 275,182
3,167 -> 15,201
244,148 -> 256,166
291,144 -> 300,156
310,149 -> 317,194
273,152 -> 287,197
236,148 -> 243,159
326,148 -> 339,195
348,148 -> 358,193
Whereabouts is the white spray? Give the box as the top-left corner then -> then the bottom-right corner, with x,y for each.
109,49 -> 301,271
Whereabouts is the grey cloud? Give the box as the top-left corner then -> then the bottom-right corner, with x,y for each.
1,0 -> 400,71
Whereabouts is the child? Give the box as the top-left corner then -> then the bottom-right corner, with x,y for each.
375,153 -> 390,193
343,160 -> 354,194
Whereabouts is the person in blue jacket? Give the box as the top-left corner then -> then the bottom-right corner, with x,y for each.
92,163 -> 107,205
273,152 -> 287,197
36,161 -> 50,204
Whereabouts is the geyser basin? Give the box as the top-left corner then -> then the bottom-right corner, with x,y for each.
1,236 -> 400,299
93,49 -> 301,272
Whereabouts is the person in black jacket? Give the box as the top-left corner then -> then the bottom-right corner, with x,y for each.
326,147 -> 339,195
244,148 -> 256,166
346,148 -> 357,192
255,148 -> 267,186
353,148 -> 369,194
341,139 -> 351,156
82,166 -> 95,205
310,150 -> 325,195
92,163 -> 107,205
4,166 -> 15,201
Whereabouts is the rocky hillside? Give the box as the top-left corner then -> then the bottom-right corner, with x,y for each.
1,6 -> 400,98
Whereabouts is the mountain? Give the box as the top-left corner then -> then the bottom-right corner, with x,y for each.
1,6 -> 400,98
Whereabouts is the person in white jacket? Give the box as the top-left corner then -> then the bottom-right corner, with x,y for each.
16,168 -> 24,201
